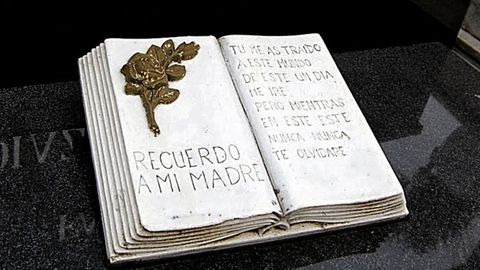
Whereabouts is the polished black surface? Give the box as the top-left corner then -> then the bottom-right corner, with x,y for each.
1,42 -> 479,269
0,1 -> 468,88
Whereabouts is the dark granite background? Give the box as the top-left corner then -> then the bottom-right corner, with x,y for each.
1,42 -> 479,269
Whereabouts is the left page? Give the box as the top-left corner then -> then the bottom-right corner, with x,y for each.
104,36 -> 281,231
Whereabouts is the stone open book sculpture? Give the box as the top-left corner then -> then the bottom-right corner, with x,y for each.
78,34 -> 408,264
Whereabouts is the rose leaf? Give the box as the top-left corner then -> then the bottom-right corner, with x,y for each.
166,64 -> 186,81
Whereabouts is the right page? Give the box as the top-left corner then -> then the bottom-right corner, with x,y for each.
219,34 -> 406,214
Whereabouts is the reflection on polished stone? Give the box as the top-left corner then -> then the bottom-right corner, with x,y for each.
382,94 -> 461,178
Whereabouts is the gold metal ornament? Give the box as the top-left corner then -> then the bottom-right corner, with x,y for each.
121,39 -> 200,136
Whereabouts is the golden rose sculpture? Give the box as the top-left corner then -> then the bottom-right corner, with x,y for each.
121,39 -> 200,136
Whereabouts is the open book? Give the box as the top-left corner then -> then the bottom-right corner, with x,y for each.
78,34 -> 408,264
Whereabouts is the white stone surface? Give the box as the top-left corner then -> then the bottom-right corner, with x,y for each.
78,34 -> 408,263
219,34 -> 406,213
105,36 -> 281,231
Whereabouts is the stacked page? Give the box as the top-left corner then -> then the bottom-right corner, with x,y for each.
78,34 -> 408,264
